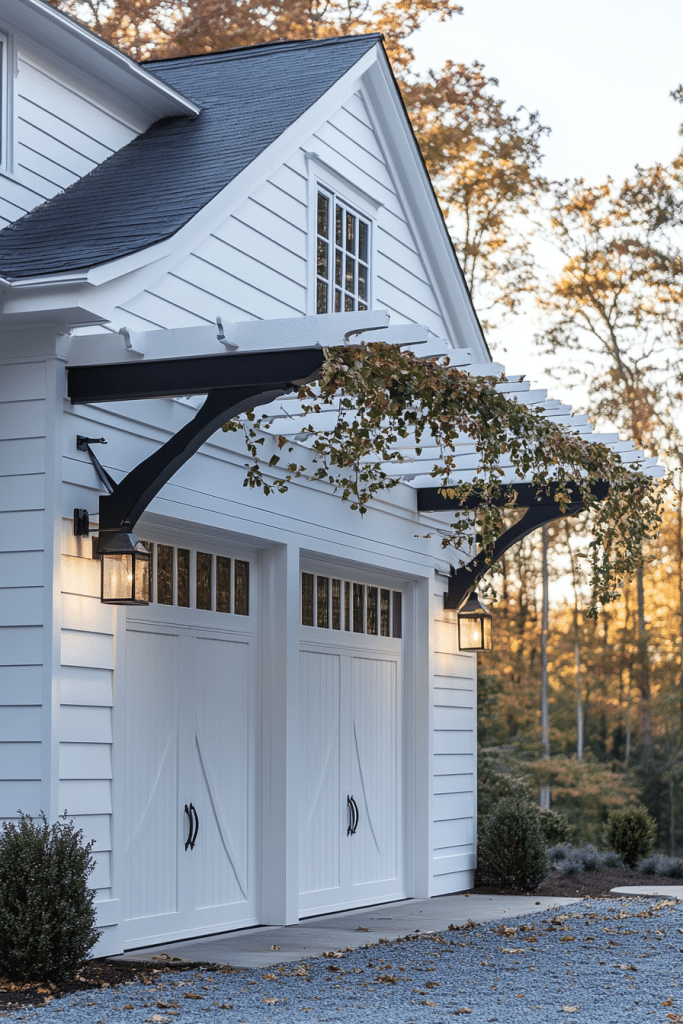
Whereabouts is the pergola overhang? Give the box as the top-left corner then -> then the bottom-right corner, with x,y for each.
66,312 -> 663,609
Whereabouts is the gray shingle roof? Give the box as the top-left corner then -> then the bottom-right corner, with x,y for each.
0,34 -> 380,279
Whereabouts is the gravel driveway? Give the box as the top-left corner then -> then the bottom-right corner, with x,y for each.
4,897 -> 681,1023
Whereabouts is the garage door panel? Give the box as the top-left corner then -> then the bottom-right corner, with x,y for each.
193,637 -> 252,912
124,629 -> 182,925
299,650 -> 341,897
350,656 -> 400,888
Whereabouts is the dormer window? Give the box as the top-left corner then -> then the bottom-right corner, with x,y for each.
316,189 -> 370,314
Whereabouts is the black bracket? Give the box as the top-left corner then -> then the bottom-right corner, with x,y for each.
422,480 -> 612,610
68,347 -> 325,547
443,501 -> 584,610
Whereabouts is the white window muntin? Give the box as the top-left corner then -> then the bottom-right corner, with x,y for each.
316,188 -> 371,315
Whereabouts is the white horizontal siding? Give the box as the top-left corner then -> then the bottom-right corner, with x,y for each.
0,741 -> 41,779
62,629 -> 114,670
59,779 -> 112,816
1,51 -> 137,224
0,664 -> 42,705
0,705 -> 42,742
0,780 -> 41,816
430,602 -> 477,895
61,665 -> 113,707
60,742 -> 112,780
0,586 -> 43,625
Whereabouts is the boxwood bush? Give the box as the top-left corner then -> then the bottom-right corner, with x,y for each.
602,804 -> 657,870
477,796 -> 549,890
0,812 -> 101,982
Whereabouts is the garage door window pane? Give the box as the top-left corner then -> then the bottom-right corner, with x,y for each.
157,545 -> 173,605
344,581 -> 351,631
235,560 -> 249,616
392,591 -> 402,638
196,551 -> 212,610
367,586 -> 378,635
177,549 -> 190,607
380,588 -> 390,637
353,583 -> 364,633
217,556 -> 232,613
332,578 -> 341,629
302,572 -> 314,626
317,575 -> 329,629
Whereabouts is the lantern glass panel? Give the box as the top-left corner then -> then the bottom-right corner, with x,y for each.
458,615 -> 483,651
135,554 -> 150,604
102,552 -> 132,603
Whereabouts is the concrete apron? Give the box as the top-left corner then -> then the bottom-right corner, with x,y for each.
112,893 -> 583,970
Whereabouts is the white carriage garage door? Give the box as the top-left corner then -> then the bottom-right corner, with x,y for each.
122,543 -> 257,949
299,572 -> 405,916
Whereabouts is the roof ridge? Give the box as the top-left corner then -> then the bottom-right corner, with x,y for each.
143,32 -> 383,68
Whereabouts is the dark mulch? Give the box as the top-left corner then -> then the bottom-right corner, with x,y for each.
473,867 -> 683,899
0,958 -> 243,1013
2,870 -> 681,1011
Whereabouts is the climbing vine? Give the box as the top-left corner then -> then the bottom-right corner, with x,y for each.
223,342 -> 662,613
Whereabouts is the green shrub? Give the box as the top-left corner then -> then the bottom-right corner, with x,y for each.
477,796 -> 549,890
538,808 -> 572,846
602,804 -> 657,870
0,812 -> 101,982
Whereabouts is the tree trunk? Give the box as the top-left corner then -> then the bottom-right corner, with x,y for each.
564,520 -> 584,760
636,562 -> 652,756
540,525 -> 550,809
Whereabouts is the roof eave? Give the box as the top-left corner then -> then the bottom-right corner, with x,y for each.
6,0 -> 200,121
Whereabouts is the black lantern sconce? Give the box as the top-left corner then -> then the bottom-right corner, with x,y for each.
443,567 -> 493,652
456,591 -> 493,652
99,528 -> 150,606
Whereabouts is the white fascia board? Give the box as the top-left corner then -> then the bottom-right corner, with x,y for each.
359,55 -> 490,364
5,0 -> 199,124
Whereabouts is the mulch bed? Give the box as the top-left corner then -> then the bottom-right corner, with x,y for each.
0,959 -> 243,1014
473,866 -> 683,899
2,869 -> 681,1011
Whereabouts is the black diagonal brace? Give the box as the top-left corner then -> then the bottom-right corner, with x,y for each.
67,346 -> 325,545
445,501 -> 585,610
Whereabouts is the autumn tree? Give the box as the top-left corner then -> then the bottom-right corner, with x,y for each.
409,62 -> 548,327
537,168 -> 683,757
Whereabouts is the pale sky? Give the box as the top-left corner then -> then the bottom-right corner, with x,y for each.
411,0 -> 683,185
410,0 -> 683,401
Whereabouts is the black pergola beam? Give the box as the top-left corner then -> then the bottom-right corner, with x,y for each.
68,345 -> 326,544
67,347 -> 324,404
417,479 -> 610,513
